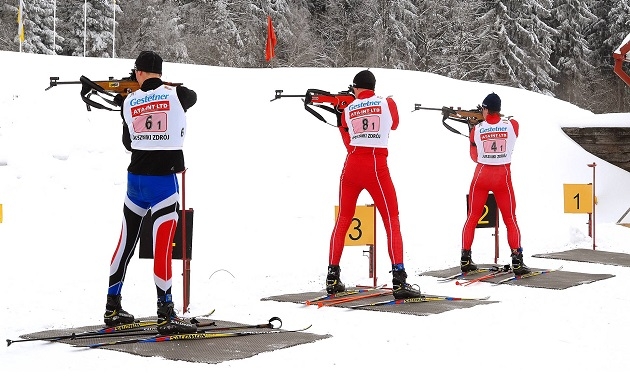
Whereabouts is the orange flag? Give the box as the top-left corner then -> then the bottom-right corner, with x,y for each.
265,16 -> 277,62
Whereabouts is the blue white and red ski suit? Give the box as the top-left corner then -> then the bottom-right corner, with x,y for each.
107,78 -> 196,300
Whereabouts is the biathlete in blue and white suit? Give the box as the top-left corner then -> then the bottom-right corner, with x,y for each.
104,51 -> 198,335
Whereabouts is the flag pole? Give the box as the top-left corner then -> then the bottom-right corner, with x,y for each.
53,0 -> 56,54
112,0 -> 116,58
18,0 -> 24,52
84,0 -> 87,57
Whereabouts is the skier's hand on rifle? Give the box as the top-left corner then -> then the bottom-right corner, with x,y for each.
336,110 -> 344,127
113,94 -> 125,107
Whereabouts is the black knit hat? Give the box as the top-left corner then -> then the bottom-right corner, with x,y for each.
353,70 -> 376,90
135,51 -> 163,74
482,92 -> 501,112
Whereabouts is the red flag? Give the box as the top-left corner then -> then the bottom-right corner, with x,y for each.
265,16 -> 277,62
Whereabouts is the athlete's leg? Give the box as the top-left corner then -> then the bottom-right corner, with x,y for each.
366,155 -> 403,265
151,193 -> 179,298
462,164 -> 490,250
108,195 -> 149,295
329,156 -> 363,266
492,165 -> 521,250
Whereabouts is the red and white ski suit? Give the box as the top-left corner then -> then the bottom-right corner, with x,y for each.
462,113 -> 522,251
329,90 -> 404,267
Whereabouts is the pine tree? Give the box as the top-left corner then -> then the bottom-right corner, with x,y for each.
413,0 -> 484,78
603,0 -> 630,112
60,0 -> 115,57
367,0 -> 420,70
7,0 -> 58,54
115,0 -> 188,63
551,0 -> 597,104
473,0 -> 557,95
605,0 -> 630,52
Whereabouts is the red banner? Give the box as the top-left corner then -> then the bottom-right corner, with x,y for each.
265,16 -> 277,62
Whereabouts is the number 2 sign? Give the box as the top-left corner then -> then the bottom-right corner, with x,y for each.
466,193 -> 498,228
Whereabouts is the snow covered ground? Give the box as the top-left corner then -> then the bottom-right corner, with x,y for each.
2,50 -> 630,387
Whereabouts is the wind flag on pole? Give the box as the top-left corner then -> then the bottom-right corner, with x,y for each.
265,16 -> 277,62
17,0 -> 25,44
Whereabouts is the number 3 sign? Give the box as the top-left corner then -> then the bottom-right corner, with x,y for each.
334,205 -> 376,246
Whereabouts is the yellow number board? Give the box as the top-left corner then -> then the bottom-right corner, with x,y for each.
334,205 -> 375,246
563,183 -> 593,213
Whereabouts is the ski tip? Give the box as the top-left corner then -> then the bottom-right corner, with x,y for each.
6,339 -> 13,347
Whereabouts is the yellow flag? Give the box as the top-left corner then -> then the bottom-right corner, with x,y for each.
18,0 -> 25,43
18,0 -> 24,42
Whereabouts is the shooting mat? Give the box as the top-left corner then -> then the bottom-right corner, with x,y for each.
262,289 -> 497,316
532,248 -> 630,267
16,317 -> 330,364
421,264 -> 613,290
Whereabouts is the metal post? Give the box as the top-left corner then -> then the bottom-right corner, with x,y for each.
181,169 -> 191,312
360,205 -> 378,288
371,205 -> 377,287
588,162 -> 597,250
494,210 -> 499,263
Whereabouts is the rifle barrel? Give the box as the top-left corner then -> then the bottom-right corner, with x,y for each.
46,77 -> 82,91
413,103 -> 443,112
271,89 -> 305,102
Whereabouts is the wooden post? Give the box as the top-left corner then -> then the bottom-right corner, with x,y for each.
181,169 -> 191,313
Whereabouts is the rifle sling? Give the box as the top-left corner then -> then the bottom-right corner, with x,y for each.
303,88 -> 348,127
79,75 -> 120,111
442,115 -> 470,138
81,91 -> 119,112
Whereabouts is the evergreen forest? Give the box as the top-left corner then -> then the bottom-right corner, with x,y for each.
2,0 -> 630,113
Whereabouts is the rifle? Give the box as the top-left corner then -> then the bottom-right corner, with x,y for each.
45,69 -> 183,112
412,104 -> 486,138
270,87 -> 355,126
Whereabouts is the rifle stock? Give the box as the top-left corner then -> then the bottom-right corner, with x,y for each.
413,104 -> 488,137
271,88 -> 355,125
46,73 -> 183,112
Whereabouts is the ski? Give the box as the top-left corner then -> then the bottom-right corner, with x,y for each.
348,294 -> 490,309
493,266 -> 564,285
303,285 -> 387,305
317,289 -> 391,308
78,323 -> 311,348
6,309 -> 215,347
455,265 -> 512,286
437,266 -> 502,282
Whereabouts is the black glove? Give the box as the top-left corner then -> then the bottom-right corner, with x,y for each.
113,94 -> 125,107
336,110 -> 343,127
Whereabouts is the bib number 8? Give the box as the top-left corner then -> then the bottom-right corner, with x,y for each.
351,115 -> 380,134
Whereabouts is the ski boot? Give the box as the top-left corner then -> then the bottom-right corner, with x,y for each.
391,264 -> 422,299
326,265 -> 346,294
511,248 -> 531,276
156,296 -> 197,335
460,249 -> 478,272
104,294 -> 135,326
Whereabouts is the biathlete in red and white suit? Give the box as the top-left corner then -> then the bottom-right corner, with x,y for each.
325,70 -> 421,299
460,92 -> 530,275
